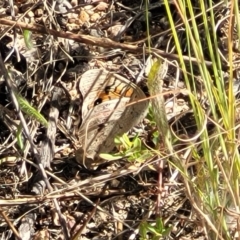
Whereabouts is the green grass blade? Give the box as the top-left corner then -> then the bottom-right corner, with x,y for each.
23,29 -> 33,50
16,93 -> 48,127
147,59 -> 172,149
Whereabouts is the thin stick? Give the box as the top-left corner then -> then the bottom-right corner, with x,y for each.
0,18 -> 224,69
0,208 -> 21,240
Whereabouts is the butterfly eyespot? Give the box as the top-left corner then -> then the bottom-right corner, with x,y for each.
97,124 -> 105,131
105,86 -> 111,94
94,98 -> 103,106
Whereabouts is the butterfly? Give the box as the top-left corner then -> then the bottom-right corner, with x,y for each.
77,69 -> 148,166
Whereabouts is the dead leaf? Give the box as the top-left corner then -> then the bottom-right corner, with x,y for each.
79,9 -> 90,23
95,2 -> 109,11
33,229 -> 50,240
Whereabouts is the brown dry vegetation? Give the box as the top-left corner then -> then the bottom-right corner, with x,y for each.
0,0 -> 239,240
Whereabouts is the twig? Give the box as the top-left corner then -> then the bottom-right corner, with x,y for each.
0,53 -> 52,190
0,208 -> 21,240
0,18 -> 225,69
72,199 -> 100,239
0,54 -> 70,240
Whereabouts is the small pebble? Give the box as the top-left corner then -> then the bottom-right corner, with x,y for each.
79,10 -> 90,23
34,8 -> 43,17
66,23 -> 80,31
27,10 -> 34,18
71,0 -> 78,7
90,13 -> 100,22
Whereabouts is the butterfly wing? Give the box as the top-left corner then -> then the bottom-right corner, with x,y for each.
78,69 -> 148,160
